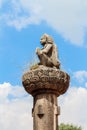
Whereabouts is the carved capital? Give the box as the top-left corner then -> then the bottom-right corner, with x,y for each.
22,66 -> 70,97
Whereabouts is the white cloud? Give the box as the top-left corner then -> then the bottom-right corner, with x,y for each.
0,0 -> 42,30
0,82 -> 11,103
59,87 -> 87,130
0,0 -> 2,7
0,82 -> 33,130
39,0 -> 87,46
0,82 -> 87,130
73,70 -> 87,83
7,15 -> 41,30
0,99 -> 33,130
1,0 -> 87,46
0,82 -> 27,101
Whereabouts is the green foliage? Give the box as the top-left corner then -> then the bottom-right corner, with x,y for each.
59,123 -> 82,130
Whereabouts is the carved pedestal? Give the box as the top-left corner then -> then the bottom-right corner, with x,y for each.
22,66 -> 70,130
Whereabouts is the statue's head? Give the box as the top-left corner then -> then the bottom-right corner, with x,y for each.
40,34 -> 54,45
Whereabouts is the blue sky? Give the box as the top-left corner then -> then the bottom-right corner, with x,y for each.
1,21 -> 87,85
0,0 -> 87,130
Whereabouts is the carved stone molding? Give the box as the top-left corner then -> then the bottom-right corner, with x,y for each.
22,66 -> 70,97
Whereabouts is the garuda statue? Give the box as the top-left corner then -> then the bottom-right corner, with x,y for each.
36,34 -> 60,69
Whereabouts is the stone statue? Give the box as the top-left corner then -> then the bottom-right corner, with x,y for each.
36,34 -> 60,69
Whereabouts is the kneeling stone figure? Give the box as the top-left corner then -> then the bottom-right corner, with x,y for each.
36,33 -> 60,69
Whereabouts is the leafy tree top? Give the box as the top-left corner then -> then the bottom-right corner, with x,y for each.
59,123 -> 82,130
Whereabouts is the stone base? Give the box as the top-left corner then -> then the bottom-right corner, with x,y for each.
22,66 -> 70,97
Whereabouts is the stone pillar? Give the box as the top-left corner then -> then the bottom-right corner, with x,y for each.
22,66 -> 70,130
32,94 -> 59,130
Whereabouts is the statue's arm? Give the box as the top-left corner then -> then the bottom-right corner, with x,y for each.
41,44 -> 52,54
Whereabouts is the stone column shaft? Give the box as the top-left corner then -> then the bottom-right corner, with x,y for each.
32,94 -> 59,130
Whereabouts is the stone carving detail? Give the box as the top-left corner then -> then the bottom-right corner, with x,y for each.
36,34 -> 60,69
22,66 -> 70,97
37,105 -> 44,118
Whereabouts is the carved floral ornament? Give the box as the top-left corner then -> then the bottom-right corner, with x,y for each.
22,67 -> 70,97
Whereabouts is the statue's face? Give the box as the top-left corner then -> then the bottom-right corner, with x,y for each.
40,35 -> 47,45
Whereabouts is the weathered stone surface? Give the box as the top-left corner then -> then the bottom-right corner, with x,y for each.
22,66 -> 70,97
32,94 -> 59,130
36,34 -> 60,69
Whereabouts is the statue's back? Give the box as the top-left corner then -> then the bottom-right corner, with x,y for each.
51,43 -> 60,68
